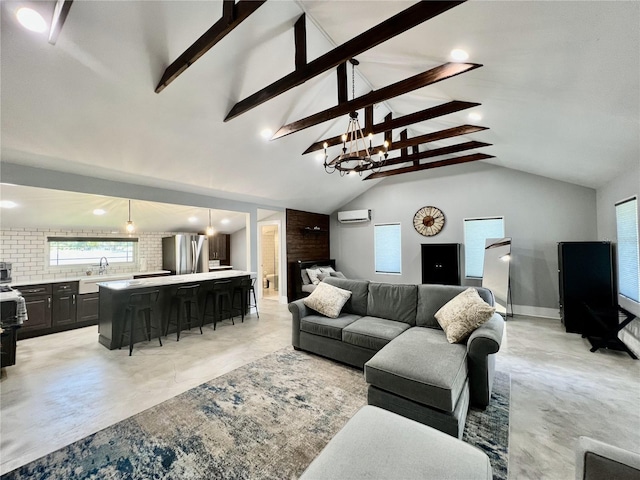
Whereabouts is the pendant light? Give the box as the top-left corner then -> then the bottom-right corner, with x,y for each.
125,200 -> 135,233
205,209 -> 214,236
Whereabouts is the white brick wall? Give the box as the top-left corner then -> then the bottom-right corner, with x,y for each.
0,228 -> 189,283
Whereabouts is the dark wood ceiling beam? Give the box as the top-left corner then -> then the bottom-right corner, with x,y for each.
367,124 -> 489,154
225,1 -> 466,121
337,63 -> 348,104
272,62 -> 481,139
155,0 -> 267,93
364,152 -> 495,180
332,139 -> 490,168
48,0 -> 73,45
367,140 -> 492,169
303,100 -> 480,154
294,14 -> 306,70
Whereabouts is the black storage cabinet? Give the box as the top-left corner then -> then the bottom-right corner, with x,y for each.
421,243 -> 461,285
558,241 -> 616,335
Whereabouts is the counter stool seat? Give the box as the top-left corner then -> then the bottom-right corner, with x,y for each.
232,277 -> 254,322
165,284 -> 201,341
120,290 -> 161,356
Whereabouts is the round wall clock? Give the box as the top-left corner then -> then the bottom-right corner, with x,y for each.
413,206 -> 445,236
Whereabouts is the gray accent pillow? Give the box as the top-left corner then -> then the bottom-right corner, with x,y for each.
367,283 -> 417,325
303,282 -> 352,318
330,271 -> 347,279
434,288 -> 496,343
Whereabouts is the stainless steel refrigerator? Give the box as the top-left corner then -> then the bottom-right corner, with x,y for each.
162,235 -> 209,274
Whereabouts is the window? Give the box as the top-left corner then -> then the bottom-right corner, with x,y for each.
48,237 -> 138,266
374,223 -> 401,274
464,217 -> 505,278
615,197 -> 639,302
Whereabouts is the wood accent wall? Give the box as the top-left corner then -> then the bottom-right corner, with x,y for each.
286,208 -> 330,301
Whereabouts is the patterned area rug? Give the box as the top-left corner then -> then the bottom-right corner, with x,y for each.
2,348 -> 510,480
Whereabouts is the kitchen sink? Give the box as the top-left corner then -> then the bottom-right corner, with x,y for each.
78,274 -> 134,294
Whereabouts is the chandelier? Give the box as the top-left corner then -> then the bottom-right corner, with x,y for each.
323,59 -> 388,176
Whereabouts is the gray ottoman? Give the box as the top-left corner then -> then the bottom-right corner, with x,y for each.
300,405 -> 492,480
365,327 -> 469,438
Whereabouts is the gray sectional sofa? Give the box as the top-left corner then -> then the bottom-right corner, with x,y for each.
288,277 -> 505,438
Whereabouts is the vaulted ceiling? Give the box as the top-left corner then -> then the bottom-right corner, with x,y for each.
1,1 -> 638,230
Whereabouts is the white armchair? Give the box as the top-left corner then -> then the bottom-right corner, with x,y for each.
575,436 -> 640,480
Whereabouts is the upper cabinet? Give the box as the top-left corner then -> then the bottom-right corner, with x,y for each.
209,233 -> 230,265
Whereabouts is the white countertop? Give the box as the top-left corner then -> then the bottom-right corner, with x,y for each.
98,270 -> 256,291
11,270 -> 172,288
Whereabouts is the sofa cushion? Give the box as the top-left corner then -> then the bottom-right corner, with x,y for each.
416,284 -> 494,328
322,277 -> 370,316
365,327 -> 468,412
343,317 -> 411,351
303,282 -> 352,318
300,313 -> 361,340
435,288 -> 496,343
367,283 -> 417,325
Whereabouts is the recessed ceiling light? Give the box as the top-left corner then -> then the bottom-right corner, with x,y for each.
16,7 -> 47,33
0,200 -> 18,209
188,216 -> 198,223
468,112 -> 483,122
93,209 -> 106,216
450,49 -> 469,62
260,129 -> 273,140
221,219 -> 230,225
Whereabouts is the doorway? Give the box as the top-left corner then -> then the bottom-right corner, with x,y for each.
259,224 -> 280,300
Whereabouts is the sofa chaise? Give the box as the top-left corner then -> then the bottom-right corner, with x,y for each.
288,277 -> 505,438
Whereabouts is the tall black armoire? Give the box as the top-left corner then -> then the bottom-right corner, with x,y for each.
558,241 -> 616,335
421,243 -> 461,285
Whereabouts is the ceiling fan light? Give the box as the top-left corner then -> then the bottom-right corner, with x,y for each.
16,7 -> 47,33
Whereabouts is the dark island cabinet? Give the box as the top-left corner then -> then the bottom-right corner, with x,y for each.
52,282 -> 78,326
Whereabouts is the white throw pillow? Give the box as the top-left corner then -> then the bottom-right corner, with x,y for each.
306,268 -> 323,285
434,288 -> 496,343
303,282 -> 352,318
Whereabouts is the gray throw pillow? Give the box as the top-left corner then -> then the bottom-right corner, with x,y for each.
330,271 -> 346,279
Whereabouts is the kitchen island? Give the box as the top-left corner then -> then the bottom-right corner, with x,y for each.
97,270 -> 254,350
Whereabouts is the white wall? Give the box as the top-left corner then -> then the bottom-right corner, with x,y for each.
596,163 -> 640,241
331,163 -> 597,317
230,228 -> 247,271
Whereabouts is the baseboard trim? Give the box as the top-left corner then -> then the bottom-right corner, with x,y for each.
511,305 -> 560,320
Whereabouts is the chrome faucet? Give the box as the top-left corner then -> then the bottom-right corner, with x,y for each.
99,257 -> 109,275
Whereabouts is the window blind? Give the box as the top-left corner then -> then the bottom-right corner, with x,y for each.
615,197 -> 639,302
464,217 -> 505,278
374,223 -> 401,274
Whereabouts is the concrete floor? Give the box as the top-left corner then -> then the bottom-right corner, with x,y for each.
1,302 -> 639,478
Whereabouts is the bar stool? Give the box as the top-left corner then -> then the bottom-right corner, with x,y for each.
248,277 -> 259,318
232,277 -> 259,321
165,284 -> 201,341
120,290 -> 161,356
203,280 -> 234,330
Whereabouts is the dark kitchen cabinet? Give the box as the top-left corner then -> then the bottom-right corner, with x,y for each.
209,234 -> 230,265
77,293 -> 99,323
421,243 -> 461,285
17,284 -> 52,337
52,282 -> 78,327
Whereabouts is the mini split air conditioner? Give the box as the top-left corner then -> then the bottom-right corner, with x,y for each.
337,209 -> 371,224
